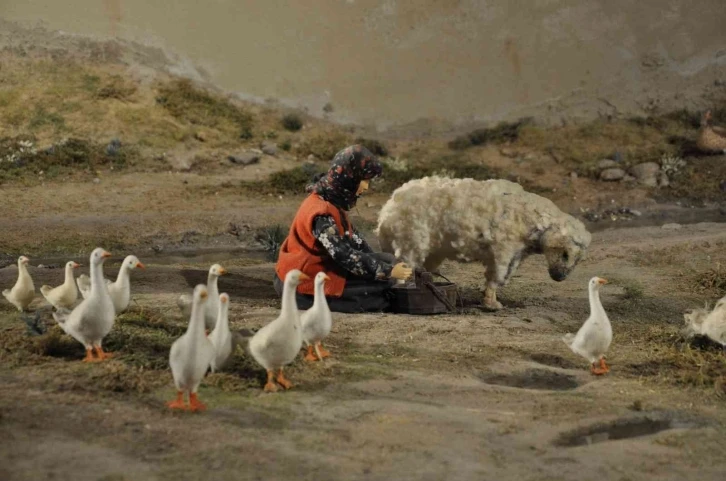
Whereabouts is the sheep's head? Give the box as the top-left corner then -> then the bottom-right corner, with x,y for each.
540,224 -> 591,282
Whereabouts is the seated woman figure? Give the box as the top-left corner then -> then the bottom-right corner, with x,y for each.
274,145 -> 412,313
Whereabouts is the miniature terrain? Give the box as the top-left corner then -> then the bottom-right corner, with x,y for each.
1,22 -> 726,481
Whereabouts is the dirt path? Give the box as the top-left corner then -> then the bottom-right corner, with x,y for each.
2,223 -> 726,481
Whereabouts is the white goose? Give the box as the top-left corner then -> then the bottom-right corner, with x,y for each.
2,256 -> 35,312
52,248 -> 115,362
700,295 -> 726,351
249,269 -> 308,392
176,263 -> 227,331
167,284 -> 216,412
300,272 -> 333,362
563,277 -> 611,375
209,293 -> 234,373
40,261 -> 80,310
77,255 -> 145,314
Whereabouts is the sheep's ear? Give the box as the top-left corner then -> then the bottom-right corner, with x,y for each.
541,228 -> 565,249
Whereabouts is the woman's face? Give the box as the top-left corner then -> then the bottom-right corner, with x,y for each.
356,179 -> 370,195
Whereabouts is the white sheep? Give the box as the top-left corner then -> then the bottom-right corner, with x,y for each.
375,176 -> 592,310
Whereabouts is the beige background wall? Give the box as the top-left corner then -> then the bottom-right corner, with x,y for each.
2,0 -> 725,132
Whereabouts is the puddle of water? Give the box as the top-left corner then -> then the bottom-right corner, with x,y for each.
554,415 -> 701,447
478,369 -> 581,391
585,206 -> 726,233
14,248 -> 269,269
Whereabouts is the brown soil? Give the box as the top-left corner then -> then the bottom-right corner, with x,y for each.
1,21 -> 726,481
3,224 -> 726,481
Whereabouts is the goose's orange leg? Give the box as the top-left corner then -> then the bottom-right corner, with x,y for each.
189,392 -> 207,412
82,348 -> 96,362
263,370 -> 279,392
591,357 -> 609,375
304,345 -> 319,362
166,391 -> 188,410
276,368 -> 293,390
94,346 -> 114,360
316,342 -> 331,359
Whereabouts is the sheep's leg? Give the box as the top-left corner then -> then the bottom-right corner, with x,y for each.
483,282 -> 503,310
482,248 -> 523,311
482,255 -> 503,310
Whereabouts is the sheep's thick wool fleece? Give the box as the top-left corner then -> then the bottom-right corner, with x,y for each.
375,176 -> 590,265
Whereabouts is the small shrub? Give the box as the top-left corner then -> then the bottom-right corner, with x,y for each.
0,136 -> 137,183
156,79 -> 253,132
279,139 -> 292,151
449,118 -> 532,150
354,137 -> 389,157
296,132 -> 352,160
96,75 -> 137,100
27,107 -> 66,131
281,113 -> 303,132
241,165 -> 312,195
378,156 -> 498,192
620,279 -> 645,300
255,224 -> 288,262
660,154 -> 686,177
694,264 -> 726,294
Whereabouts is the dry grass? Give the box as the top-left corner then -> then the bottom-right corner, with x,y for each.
693,263 -> 726,296
516,120 -> 680,176
619,324 -> 726,398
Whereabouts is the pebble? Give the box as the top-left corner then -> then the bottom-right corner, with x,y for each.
597,159 -> 618,170
662,223 -> 682,230
600,168 -> 626,181
93,177 -> 100,184
228,152 -> 260,166
261,141 -> 278,156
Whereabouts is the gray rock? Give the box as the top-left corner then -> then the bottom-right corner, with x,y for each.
657,171 -> 669,187
228,152 -> 260,166
570,171 -> 578,179
261,141 -> 278,156
630,162 -> 660,187
600,168 -> 626,181
597,159 -> 618,170
93,177 -> 101,184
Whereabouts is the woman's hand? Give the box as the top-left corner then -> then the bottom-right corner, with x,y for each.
391,262 -> 413,280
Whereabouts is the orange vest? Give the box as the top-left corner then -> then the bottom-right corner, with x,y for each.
276,193 -> 352,297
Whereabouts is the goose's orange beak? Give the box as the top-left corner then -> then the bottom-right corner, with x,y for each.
200,290 -> 208,299
322,274 -> 331,282
72,262 -> 81,268
101,251 -> 112,259
136,262 -> 146,269
597,278 -> 608,285
220,295 -> 228,304
218,267 -> 227,275
299,273 -> 310,281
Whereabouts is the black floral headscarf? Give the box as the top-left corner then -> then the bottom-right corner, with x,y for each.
306,145 -> 383,211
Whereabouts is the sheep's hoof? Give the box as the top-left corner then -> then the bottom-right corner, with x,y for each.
482,300 -> 503,311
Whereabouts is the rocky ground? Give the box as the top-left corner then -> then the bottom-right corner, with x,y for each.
1,24 -> 726,481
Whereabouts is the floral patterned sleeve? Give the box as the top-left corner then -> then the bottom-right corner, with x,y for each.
313,215 -> 393,280
351,225 -> 374,253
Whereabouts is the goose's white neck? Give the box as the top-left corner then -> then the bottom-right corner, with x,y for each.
63,264 -> 75,287
90,259 -> 107,297
17,260 -> 30,279
114,263 -> 130,287
588,285 -> 605,317
188,298 -> 207,338
280,279 -> 299,323
207,273 -> 220,297
217,303 -> 229,331
312,281 -> 329,312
